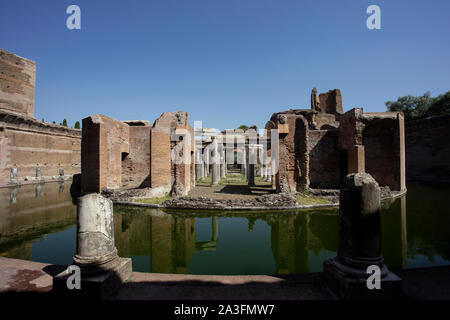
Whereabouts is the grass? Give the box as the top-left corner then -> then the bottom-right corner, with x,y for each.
134,194 -> 171,204
296,191 -> 331,206
196,173 -> 271,187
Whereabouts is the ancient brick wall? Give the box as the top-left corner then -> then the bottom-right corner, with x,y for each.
153,111 -> 195,194
121,124 -> 151,189
81,114 -> 129,193
0,50 -> 36,118
0,111 -> 81,183
405,115 -> 450,183
273,113 -> 309,192
363,113 -> 405,191
150,130 -> 171,189
308,129 -> 341,189
318,89 -> 343,115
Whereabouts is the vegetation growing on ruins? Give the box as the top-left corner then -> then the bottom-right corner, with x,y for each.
386,90 -> 450,121
74,121 -> 80,129
296,191 -> 331,206
134,194 -> 171,204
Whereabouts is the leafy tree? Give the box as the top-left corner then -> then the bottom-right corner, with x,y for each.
52,121 -> 56,124
385,92 -> 432,120
237,125 -> 248,131
385,90 -> 450,121
74,121 -> 80,129
62,118 -> 68,127
427,91 -> 450,117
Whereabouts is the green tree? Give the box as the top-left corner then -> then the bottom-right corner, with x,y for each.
237,125 -> 248,131
62,118 -> 68,127
386,90 -> 450,121
74,121 -> 80,129
427,91 -> 450,117
385,92 -> 432,120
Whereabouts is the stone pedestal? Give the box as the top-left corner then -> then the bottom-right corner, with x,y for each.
53,193 -> 132,299
323,173 -> 401,300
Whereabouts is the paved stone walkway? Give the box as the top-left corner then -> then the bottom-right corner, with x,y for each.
2,256 -> 450,300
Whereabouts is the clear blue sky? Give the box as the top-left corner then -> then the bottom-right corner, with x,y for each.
1,0 -> 449,130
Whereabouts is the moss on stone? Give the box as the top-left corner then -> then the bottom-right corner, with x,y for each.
134,194 -> 171,204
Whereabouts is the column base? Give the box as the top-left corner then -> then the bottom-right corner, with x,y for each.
53,257 -> 132,299
323,258 -> 402,300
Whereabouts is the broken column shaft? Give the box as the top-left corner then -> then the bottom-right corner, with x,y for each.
323,173 -> 401,299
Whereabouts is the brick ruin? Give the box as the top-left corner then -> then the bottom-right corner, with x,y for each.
0,50 -> 81,185
80,88 -> 405,199
405,114 -> 450,183
265,88 -> 406,193
0,49 -> 407,197
81,112 -> 195,196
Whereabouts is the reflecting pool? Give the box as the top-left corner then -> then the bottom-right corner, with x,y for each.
0,181 -> 449,275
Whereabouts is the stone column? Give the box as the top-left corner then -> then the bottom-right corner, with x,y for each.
219,145 -> 226,178
323,173 -> 401,299
241,148 -> 247,178
53,193 -> 132,299
195,150 -> 204,181
211,138 -> 220,185
248,146 -> 255,186
196,162 -> 204,181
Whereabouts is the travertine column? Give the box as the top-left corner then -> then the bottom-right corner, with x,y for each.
323,173 -> 401,299
219,145 -> 226,178
195,150 -> 204,180
53,193 -> 132,298
211,138 -> 220,185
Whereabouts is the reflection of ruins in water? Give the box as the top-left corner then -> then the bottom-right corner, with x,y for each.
0,182 -> 76,261
114,196 -> 408,274
0,182 -> 409,274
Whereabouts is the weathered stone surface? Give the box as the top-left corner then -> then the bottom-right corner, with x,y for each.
323,173 -> 402,299
266,89 -> 406,193
171,178 -> 185,198
0,50 -> 35,117
74,193 -> 117,265
81,114 -> 130,193
0,110 -> 81,185
53,193 -> 132,299
161,192 -> 297,209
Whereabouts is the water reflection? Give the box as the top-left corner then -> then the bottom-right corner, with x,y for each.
0,182 -> 76,263
0,182 -> 449,275
113,199 -> 407,274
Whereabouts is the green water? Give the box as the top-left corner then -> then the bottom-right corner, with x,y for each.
0,181 -> 449,275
